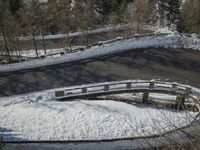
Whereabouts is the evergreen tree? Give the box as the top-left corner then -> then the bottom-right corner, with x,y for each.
8,0 -> 22,15
94,0 -> 128,23
157,0 -> 182,28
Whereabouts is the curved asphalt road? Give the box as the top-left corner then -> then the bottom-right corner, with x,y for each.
0,48 -> 200,97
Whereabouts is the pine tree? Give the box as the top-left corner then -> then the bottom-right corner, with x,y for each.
94,0 -> 128,24
157,0 -> 182,28
8,0 -> 22,15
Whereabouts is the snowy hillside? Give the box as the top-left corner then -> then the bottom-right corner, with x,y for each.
0,99 -> 196,141
1,32 -> 200,73
0,88 -> 197,141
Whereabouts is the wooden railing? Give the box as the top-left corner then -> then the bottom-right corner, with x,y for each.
55,80 -> 200,111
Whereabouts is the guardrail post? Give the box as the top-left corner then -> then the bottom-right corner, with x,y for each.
104,85 -> 110,92
170,83 -> 177,93
126,82 -> 132,89
55,91 -> 65,97
149,82 -> 155,90
82,87 -> 87,93
142,92 -> 149,103
142,82 -> 154,103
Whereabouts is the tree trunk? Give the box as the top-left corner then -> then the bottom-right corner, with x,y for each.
136,21 -> 140,33
66,29 -> 72,52
16,38 -> 21,60
197,21 -> 200,33
32,31 -> 39,58
86,29 -> 89,47
2,29 -> 11,62
82,29 -> 85,46
41,26 -> 47,55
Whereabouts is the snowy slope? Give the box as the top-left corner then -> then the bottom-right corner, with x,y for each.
0,81 -> 198,141
0,97 -> 196,141
1,33 -> 200,73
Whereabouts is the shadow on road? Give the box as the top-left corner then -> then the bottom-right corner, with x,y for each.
0,48 -> 200,97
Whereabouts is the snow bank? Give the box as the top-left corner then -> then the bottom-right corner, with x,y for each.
0,33 -> 200,73
0,81 -> 198,141
152,27 -> 175,34
0,97 -> 196,141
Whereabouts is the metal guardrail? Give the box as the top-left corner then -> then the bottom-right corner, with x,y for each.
0,32 -> 183,66
2,80 -> 199,150
90,33 -> 170,47
55,80 -> 200,111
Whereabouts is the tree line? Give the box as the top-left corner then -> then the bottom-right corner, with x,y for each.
0,0 -> 199,63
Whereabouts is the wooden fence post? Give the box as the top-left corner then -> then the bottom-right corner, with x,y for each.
142,92 -> 149,103
149,82 -> 155,90
126,82 -> 132,89
82,87 -> 87,93
142,82 -> 154,103
104,85 -> 110,91
55,91 -> 65,97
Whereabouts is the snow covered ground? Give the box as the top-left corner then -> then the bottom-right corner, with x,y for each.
19,46 -> 85,58
1,32 -> 200,73
0,88 -> 198,142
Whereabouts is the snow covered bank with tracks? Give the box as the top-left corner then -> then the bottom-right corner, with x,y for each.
0,80 -> 199,141
0,97 -> 196,141
0,33 -> 200,73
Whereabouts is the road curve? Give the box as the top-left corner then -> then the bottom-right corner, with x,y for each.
0,48 -> 200,97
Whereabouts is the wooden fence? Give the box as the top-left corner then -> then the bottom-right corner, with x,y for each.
55,80 -> 200,111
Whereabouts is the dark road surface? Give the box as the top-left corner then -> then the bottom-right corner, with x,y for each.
0,48 -> 200,97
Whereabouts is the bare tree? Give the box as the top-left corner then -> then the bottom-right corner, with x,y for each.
38,7 -> 48,55
74,0 -> 94,47
133,0 -> 149,33
19,0 -> 42,58
55,0 -> 73,52
181,0 -> 200,33
123,2 -> 136,37
0,0 -> 21,62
